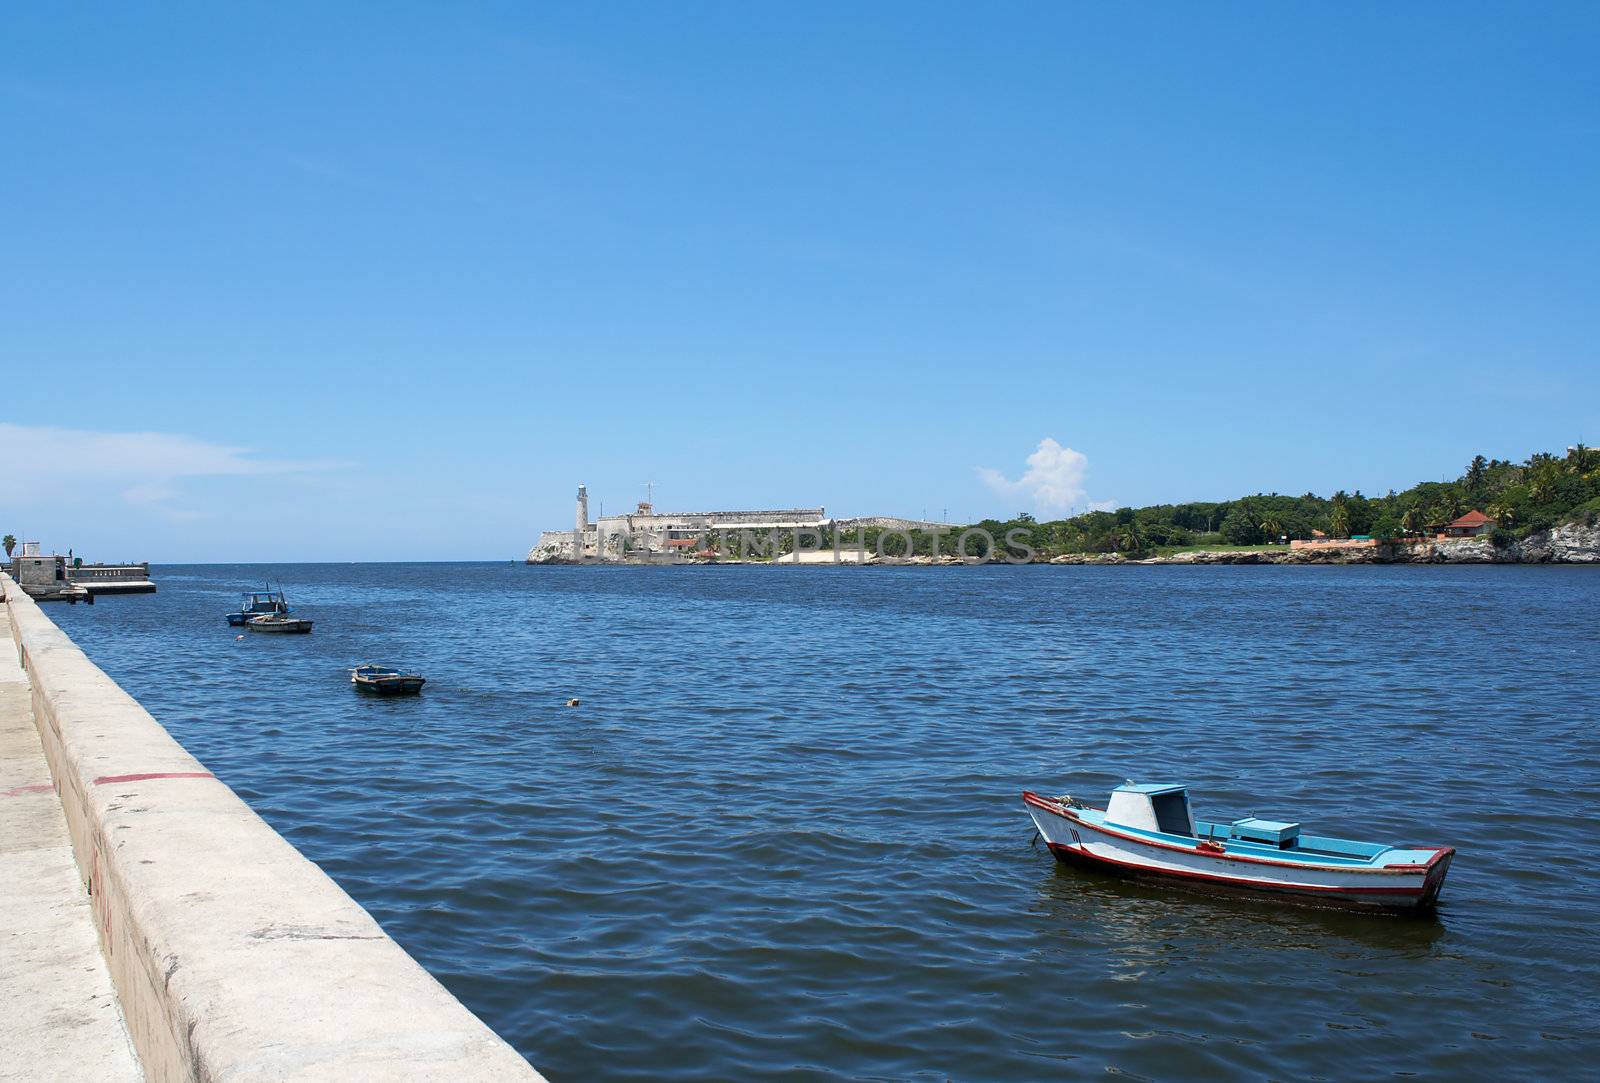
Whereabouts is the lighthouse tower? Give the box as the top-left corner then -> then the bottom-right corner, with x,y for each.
575,485 -> 590,558
574,484 -> 590,559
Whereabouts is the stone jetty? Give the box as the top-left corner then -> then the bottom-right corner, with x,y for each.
0,573 -> 544,1082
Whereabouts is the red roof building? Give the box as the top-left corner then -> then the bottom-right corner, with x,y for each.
1442,510 -> 1494,537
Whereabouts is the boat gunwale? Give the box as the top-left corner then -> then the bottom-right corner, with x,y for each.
1022,791 -> 1453,876
350,665 -> 423,679
244,615 -> 313,632
1043,840 -> 1440,901
350,665 -> 424,692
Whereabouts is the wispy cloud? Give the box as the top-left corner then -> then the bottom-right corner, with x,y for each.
978,437 -> 1112,516
0,423 -> 345,511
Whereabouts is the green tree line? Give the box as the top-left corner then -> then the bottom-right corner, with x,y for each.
970,444 -> 1600,558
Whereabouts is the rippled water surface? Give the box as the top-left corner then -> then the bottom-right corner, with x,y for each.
54,563 -> 1600,1079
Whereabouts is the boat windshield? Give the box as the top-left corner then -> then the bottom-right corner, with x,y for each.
1151,791 -> 1193,836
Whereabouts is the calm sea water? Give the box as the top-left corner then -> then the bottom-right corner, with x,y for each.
53,563 -> 1599,1080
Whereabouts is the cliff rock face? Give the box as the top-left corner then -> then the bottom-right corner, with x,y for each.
1281,546 -> 1382,565
1515,522 -> 1600,563
1120,520 -> 1600,565
1388,537 -> 1507,564
1161,549 -> 1287,564
1049,553 -> 1127,565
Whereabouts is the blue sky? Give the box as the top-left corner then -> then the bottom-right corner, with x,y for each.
4,3 -> 1597,561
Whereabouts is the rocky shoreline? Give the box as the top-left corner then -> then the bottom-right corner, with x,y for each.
530,522 -> 1600,567
1047,522 -> 1600,566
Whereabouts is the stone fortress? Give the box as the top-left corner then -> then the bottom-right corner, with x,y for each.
526,485 -> 939,563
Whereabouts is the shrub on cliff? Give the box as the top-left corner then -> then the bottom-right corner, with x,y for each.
1520,514 -> 1555,538
1566,496 -> 1600,527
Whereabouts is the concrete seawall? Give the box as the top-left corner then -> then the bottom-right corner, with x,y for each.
1,574 -> 544,1082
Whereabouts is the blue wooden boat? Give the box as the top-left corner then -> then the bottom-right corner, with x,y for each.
1024,782 -> 1454,911
226,589 -> 289,626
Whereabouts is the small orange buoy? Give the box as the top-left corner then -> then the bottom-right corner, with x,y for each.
565,698 -> 581,707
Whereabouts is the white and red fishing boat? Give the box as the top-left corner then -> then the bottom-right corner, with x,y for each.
1023,782 -> 1454,911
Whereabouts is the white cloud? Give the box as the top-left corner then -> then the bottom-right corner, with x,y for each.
0,423 -> 344,508
978,437 -> 1111,516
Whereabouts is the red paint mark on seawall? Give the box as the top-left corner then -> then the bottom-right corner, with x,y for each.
1,782 -> 56,798
93,771 -> 215,786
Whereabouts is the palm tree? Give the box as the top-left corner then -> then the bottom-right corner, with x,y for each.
2,535 -> 14,558
1466,455 -> 1488,490
1257,513 -> 1284,542
1400,506 -> 1423,537
1487,501 -> 1515,528
1529,465 -> 1559,503
1115,520 -> 1145,554
1329,504 -> 1351,538
1437,489 -> 1464,522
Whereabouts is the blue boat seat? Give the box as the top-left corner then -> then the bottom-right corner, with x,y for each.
1230,817 -> 1301,848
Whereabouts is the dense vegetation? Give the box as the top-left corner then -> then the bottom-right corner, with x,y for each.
699,445 -> 1599,561
924,445 -> 1600,559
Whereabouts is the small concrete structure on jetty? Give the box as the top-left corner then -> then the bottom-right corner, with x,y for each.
0,572 -> 545,1081
527,484 -> 941,563
9,541 -> 156,603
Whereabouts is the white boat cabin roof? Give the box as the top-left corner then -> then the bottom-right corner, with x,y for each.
1107,782 -> 1196,836
1114,782 -> 1188,796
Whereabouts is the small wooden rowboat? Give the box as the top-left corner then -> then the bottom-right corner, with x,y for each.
350,665 -> 425,695
245,614 -> 314,634
1023,782 -> 1454,911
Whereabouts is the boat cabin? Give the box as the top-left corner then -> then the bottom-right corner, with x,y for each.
240,591 -> 288,616
227,589 -> 291,626
1107,783 -> 1314,851
1106,783 -> 1197,836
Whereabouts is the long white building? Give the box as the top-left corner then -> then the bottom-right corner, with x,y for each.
527,486 -> 831,562
526,485 -> 939,563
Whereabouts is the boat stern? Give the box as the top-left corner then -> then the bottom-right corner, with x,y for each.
1390,847 -> 1455,909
